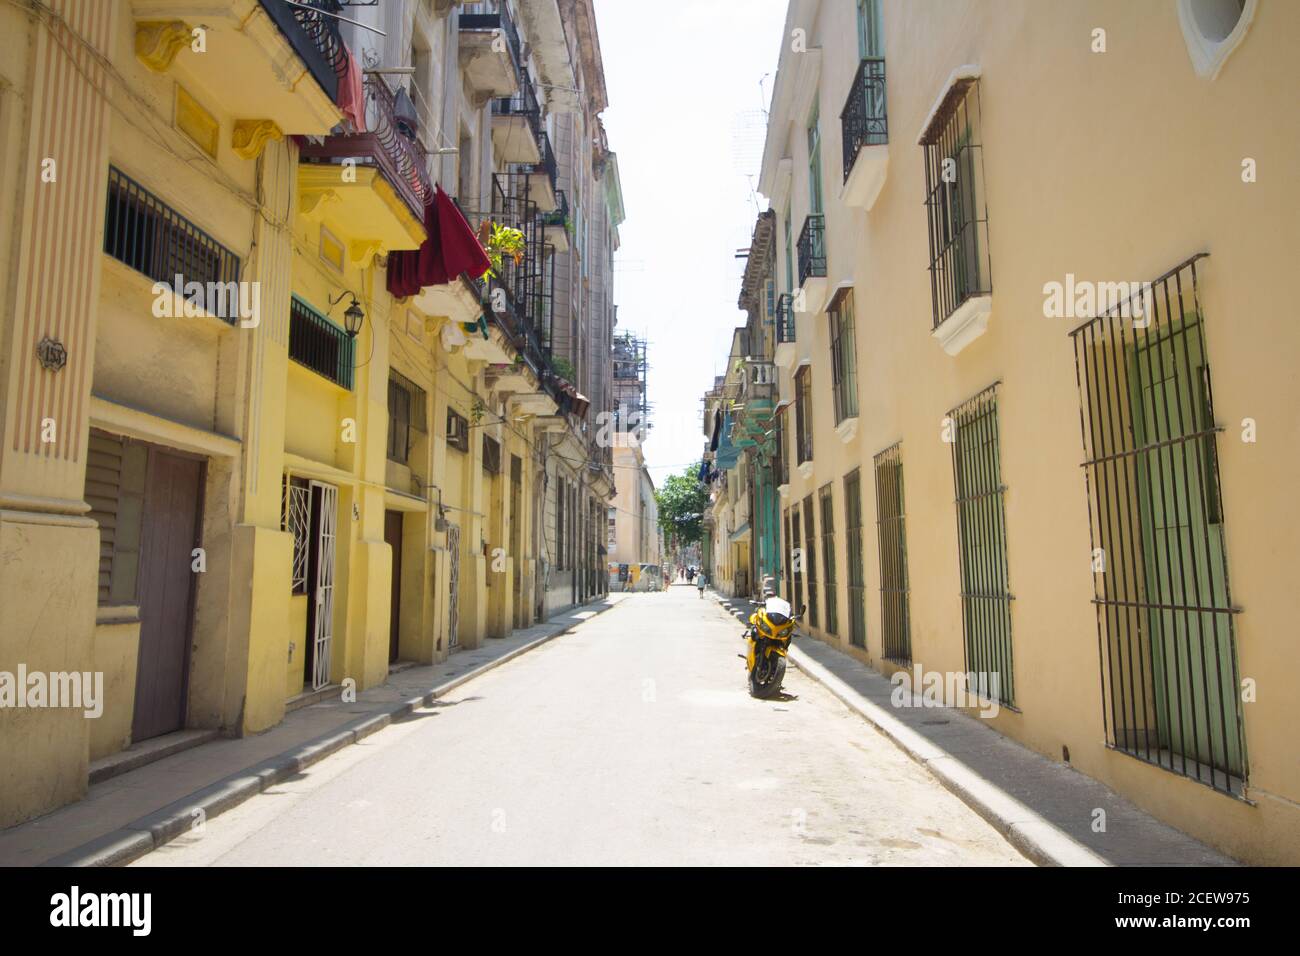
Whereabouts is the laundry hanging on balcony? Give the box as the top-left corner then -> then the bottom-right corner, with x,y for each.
336,43 -> 366,133
387,184 -> 491,298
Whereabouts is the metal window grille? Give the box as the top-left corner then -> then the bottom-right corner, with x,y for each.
387,379 -> 412,464
795,366 -> 814,464
830,289 -> 860,424
103,166 -> 242,323
281,475 -> 311,595
819,484 -> 838,636
775,293 -> 796,344
797,214 -> 827,287
802,494 -> 819,629
948,383 -> 1014,706
1069,253 -> 1245,794
920,80 -> 991,330
874,441 -> 911,663
446,409 -> 470,453
289,296 -> 354,389
841,56 -> 888,182
844,468 -> 867,648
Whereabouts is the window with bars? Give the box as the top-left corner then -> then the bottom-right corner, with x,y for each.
446,409 -> 470,453
103,166 -> 242,323
948,384 -> 1014,706
85,429 -> 147,606
1069,253 -> 1244,794
819,484 -> 838,636
874,442 -> 911,663
920,79 -> 991,330
844,468 -> 867,649
281,475 -> 311,595
794,366 -> 814,464
802,494 -> 820,629
388,379 -> 412,464
387,369 -> 427,467
556,479 -> 566,570
289,295 -> 354,389
829,288 -> 860,424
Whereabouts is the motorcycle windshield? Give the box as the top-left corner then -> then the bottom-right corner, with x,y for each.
764,596 -> 792,619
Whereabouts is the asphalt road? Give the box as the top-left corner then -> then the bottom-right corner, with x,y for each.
134,588 -> 1028,866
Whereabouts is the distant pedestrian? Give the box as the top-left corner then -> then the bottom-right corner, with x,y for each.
696,572 -> 707,598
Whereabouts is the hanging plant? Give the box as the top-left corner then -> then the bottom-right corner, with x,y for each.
480,221 -> 526,279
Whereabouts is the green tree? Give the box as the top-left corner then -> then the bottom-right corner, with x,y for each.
655,464 -> 709,548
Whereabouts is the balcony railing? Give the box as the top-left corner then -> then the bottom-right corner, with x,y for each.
460,0 -> 523,69
297,73 -> 432,222
492,80 -> 541,138
461,174 -> 563,399
103,166 -> 242,323
541,189 -> 569,228
840,56 -> 888,182
797,214 -> 826,287
259,0 -> 347,103
289,295 -> 354,389
534,129 -> 558,192
775,293 -> 795,343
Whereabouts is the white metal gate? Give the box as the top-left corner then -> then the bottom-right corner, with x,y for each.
311,481 -> 337,689
447,523 -> 460,647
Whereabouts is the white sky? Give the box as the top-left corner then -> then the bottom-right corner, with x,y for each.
593,0 -> 789,488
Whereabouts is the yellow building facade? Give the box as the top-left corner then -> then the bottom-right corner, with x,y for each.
0,0 -> 616,829
754,0 -> 1298,863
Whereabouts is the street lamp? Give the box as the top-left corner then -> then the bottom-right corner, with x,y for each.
330,291 -> 366,339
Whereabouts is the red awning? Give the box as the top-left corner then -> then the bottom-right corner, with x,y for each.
387,184 -> 491,298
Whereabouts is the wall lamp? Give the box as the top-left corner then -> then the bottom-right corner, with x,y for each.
330,291 -> 366,338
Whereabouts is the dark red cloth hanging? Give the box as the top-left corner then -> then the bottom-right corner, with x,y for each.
387,184 -> 491,298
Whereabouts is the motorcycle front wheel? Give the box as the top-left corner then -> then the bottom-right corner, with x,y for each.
748,654 -> 786,700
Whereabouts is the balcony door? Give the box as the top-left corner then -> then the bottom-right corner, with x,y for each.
807,101 -> 824,216
857,0 -> 884,59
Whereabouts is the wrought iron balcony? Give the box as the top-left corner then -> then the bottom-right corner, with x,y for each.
840,57 -> 888,182
775,293 -> 796,344
297,73 -> 432,224
797,214 -> 826,287
460,1 -> 523,71
534,129 -> 559,196
258,0 -> 347,103
289,295 -> 354,389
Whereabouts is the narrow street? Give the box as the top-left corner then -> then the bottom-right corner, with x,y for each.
135,588 -> 1026,867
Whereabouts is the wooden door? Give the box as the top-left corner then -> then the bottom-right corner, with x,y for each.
385,510 -> 404,663
132,450 -> 203,742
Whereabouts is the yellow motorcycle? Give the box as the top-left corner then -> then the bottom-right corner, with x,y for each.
744,595 -> 801,699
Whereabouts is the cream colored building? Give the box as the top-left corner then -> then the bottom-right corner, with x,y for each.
609,438 -> 660,587
755,0 -> 1298,863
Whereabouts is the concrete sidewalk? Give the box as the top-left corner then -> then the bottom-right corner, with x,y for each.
0,593 -> 632,868
710,592 -> 1236,867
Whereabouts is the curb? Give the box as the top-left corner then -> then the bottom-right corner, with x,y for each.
44,597 -> 625,868
785,646 -> 1107,867
706,592 -> 1104,867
